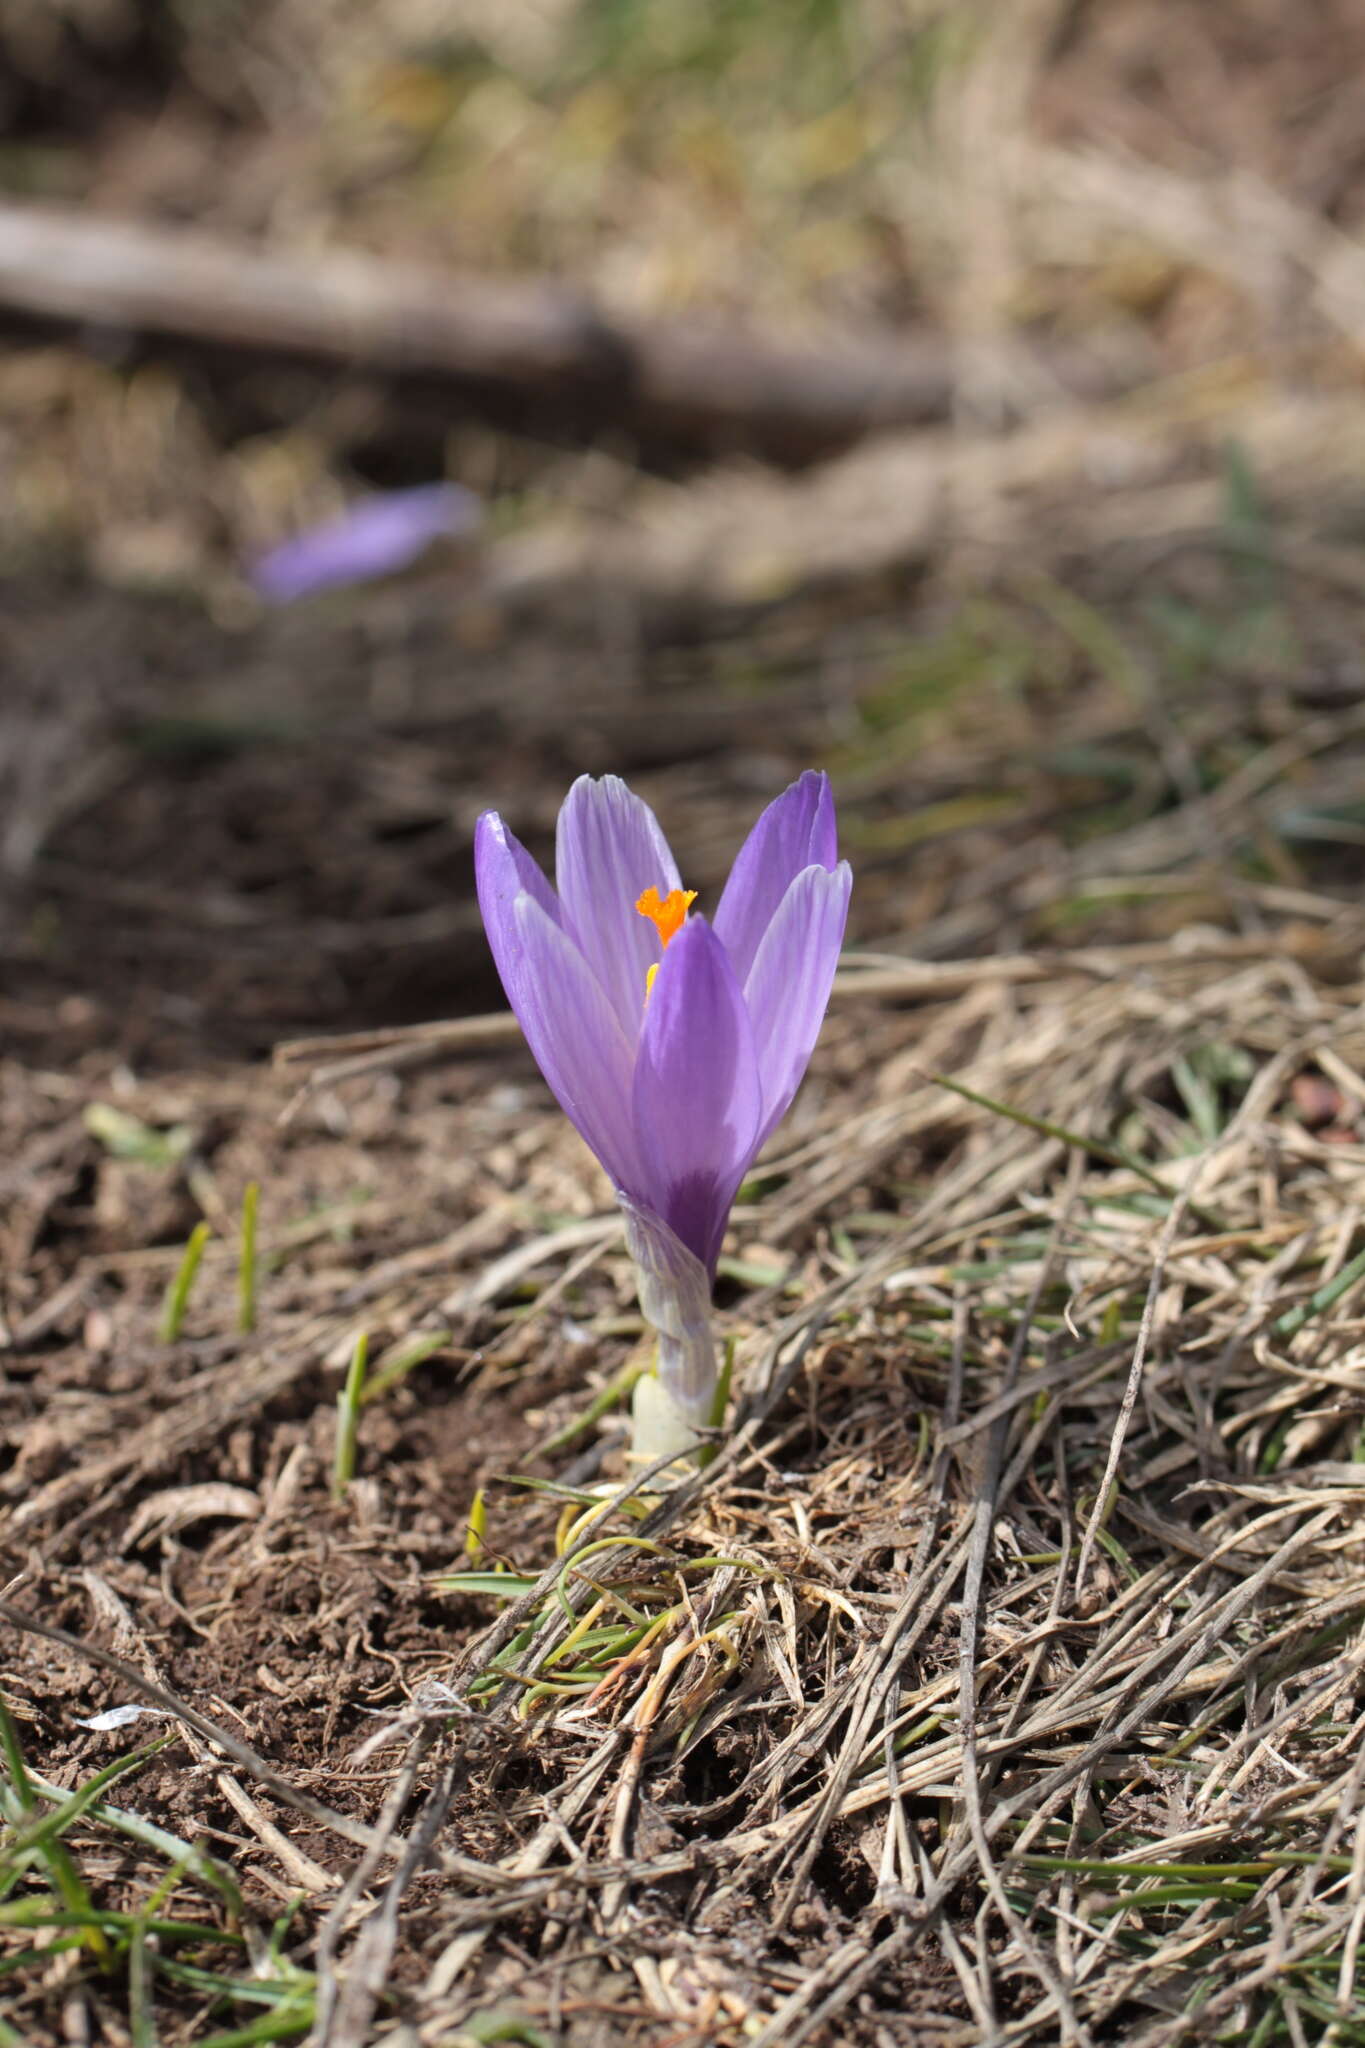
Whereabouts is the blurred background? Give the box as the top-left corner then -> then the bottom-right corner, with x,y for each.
3,0 -> 1365,1069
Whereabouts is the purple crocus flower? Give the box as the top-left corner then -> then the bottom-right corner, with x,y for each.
476,771 -> 851,1442
249,483 -> 481,602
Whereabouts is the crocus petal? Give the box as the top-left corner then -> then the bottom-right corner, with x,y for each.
474,810 -> 562,937
744,859 -> 852,1150
713,770 -> 838,985
475,812 -> 640,1189
507,896 -> 643,1191
632,917 -> 762,1274
555,775 -> 683,1039
250,483 -> 480,602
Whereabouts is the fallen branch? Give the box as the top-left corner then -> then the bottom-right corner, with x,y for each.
0,199 -> 1136,458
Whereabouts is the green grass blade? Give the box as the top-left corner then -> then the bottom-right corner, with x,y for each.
331,1331 -> 368,1499
929,1072 -> 1180,1200
1274,1243 -> 1365,1338
26,1769 -> 240,1911
461,2012 -> 555,2047
0,1901 -> 244,1943
159,1221 -> 212,1343
152,1958 -> 314,2007
432,1573 -> 540,1600
194,2005 -> 315,2048
499,1474 -> 652,1519
237,1181 -> 260,1334
3,1736 -> 177,1866
129,1915 -> 159,2048
532,1352 -> 648,1456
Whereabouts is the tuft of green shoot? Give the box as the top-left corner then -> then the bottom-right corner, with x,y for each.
331,1331 -> 369,1499
434,1487 -> 762,1723
465,1487 -> 487,1560
0,1692 -> 311,2042
158,1221 -> 212,1344
83,1103 -> 193,1169
0,1708 -> 102,1965
237,1181 -> 260,1334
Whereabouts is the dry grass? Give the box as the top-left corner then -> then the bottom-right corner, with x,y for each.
5,663 -> 1365,2040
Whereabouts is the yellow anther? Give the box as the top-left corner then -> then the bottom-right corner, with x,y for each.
637,886 -> 694,1008
635,885 -> 696,950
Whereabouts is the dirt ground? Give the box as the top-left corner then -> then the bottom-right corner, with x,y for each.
6,5 -> 1365,2045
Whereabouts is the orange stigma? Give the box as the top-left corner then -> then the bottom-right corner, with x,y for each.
635,885 -> 696,950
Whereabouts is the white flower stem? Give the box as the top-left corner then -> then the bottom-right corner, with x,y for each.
617,1196 -> 718,1459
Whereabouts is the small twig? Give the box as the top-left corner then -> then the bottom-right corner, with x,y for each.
275,1013 -> 522,1125
322,1743 -> 468,2048
748,1927 -> 917,2048
1071,1188 -> 1189,1601
310,1725 -> 440,2046
215,1772 -> 336,1894
955,1165 -> 1089,2041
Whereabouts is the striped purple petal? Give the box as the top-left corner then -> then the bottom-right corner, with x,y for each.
743,859 -> 852,1151
555,775 -> 682,1039
631,917 -> 762,1275
712,770 -> 839,985
474,810 -> 562,939
475,811 -> 640,1191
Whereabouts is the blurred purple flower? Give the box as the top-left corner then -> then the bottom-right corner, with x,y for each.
249,483 -> 481,602
476,771 -> 851,1438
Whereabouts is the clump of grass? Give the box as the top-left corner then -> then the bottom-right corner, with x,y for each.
435,1478 -> 764,1727
0,1694 -> 313,2044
